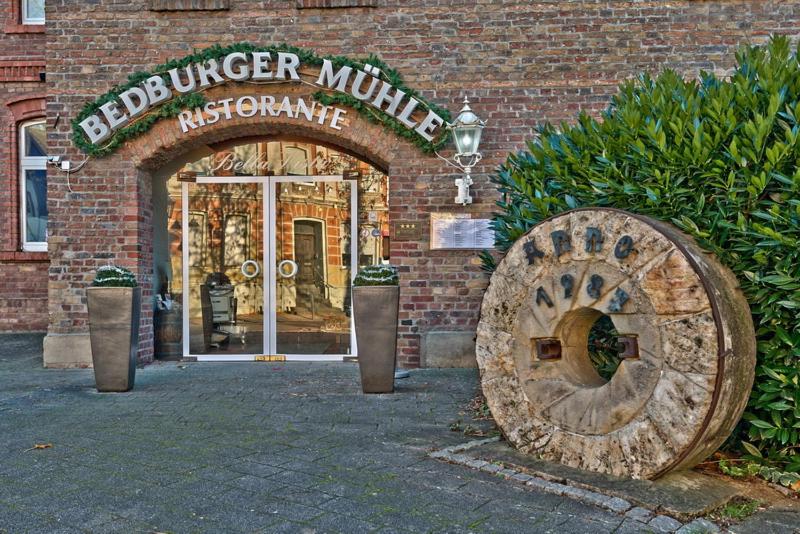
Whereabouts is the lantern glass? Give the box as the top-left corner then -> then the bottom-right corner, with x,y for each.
453,124 -> 483,156
449,98 -> 485,157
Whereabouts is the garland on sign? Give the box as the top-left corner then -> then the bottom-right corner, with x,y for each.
71,43 -> 452,158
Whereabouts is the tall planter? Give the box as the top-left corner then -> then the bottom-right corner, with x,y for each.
353,285 -> 399,393
87,286 -> 140,392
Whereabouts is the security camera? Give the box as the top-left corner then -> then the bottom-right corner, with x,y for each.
47,156 -> 62,165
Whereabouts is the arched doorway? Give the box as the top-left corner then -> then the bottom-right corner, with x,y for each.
156,139 -> 389,361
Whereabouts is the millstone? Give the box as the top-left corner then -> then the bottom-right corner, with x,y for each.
476,208 -> 756,479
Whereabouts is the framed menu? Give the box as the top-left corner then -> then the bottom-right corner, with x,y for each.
430,212 -> 495,250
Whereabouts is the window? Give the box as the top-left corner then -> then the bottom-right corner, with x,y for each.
284,146 -> 310,175
20,120 -> 47,251
21,0 -> 44,24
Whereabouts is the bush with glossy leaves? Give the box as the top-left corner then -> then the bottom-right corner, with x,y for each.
483,36 -> 800,477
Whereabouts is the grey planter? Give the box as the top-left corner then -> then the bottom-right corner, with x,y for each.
87,286 -> 140,392
352,285 -> 400,393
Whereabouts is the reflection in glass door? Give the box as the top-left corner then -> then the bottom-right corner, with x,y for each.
172,140 -> 390,361
184,180 -> 265,357
270,176 -> 357,358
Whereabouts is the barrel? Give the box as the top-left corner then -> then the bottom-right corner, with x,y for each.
154,307 -> 182,360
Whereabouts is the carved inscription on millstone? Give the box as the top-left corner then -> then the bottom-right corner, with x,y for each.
476,208 -> 757,480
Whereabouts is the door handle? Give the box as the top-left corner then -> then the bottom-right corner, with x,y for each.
278,259 -> 298,279
241,260 -> 260,279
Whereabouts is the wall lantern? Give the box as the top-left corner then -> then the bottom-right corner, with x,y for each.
436,98 -> 486,205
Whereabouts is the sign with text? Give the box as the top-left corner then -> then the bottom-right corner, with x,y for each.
392,221 -> 421,241
77,52 -> 446,148
430,213 -> 495,250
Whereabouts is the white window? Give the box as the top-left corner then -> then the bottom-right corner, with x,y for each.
20,120 -> 47,252
22,0 -> 45,25
284,146 -> 310,176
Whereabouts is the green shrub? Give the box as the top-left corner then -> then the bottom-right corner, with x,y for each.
353,264 -> 399,287
92,265 -> 138,288
484,36 -> 800,474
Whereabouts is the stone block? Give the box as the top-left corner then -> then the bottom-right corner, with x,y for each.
43,333 -> 92,368
421,331 -> 477,368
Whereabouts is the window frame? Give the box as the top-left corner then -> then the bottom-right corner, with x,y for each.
19,119 -> 47,252
21,0 -> 45,25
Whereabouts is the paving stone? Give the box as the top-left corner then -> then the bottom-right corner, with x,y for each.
605,496 -> 633,513
225,459 -> 284,478
510,472 -> 533,482
188,465 -> 247,483
615,517 -> 657,533
525,477 -> 564,493
307,511 -> 380,533
480,463 -> 503,474
228,473 -> 287,493
677,518 -> 720,533
466,459 -> 489,469
727,508 -> 800,534
649,513 -> 685,532
626,506 -> 655,523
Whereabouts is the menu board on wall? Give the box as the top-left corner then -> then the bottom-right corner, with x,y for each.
430,213 -> 495,250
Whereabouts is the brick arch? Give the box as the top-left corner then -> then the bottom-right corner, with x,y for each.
120,84 -> 405,175
6,93 -> 46,122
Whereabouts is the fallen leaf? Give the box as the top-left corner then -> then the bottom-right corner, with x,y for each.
24,443 -> 52,452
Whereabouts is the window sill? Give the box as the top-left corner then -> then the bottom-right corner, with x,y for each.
4,23 -> 45,34
0,251 -> 48,262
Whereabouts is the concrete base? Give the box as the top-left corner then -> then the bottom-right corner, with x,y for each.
421,331 -> 477,368
43,333 -> 92,368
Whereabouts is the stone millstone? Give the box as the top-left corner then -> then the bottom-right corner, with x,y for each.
476,208 -> 756,479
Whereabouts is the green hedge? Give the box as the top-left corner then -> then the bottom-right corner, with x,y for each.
484,36 -> 800,477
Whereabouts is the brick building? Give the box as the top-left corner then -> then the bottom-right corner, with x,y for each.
0,1 -> 797,368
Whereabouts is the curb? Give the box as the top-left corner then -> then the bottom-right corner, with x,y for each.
429,438 -> 721,533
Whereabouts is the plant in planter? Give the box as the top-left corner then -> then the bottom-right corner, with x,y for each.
86,265 -> 140,392
352,264 -> 400,393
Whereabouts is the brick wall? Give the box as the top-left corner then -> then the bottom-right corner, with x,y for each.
37,0 -> 800,366
0,0 -> 46,332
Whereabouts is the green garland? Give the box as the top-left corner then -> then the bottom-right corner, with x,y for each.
92,265 -> 138,288
353,264 -> 399,286
71,42 -> 452,158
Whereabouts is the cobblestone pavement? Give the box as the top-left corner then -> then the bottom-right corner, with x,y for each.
0,335 -> 697,532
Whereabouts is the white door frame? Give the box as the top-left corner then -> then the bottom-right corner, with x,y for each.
269,175 -> 357,361
181,175 -> 355,362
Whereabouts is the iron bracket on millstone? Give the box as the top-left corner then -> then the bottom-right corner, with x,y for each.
534,338 -> 562,361
617,336 -> 639,359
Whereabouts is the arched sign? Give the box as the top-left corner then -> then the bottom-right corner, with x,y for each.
476,208 -> 756,479
72,44 -> 450,158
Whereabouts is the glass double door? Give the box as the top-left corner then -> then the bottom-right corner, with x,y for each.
181,175 -> 356,360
